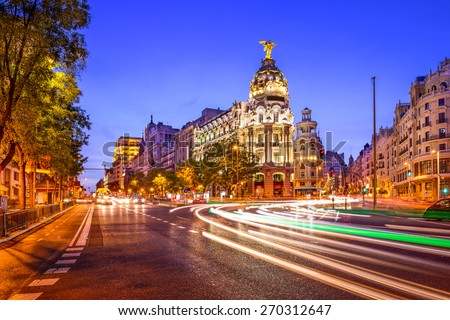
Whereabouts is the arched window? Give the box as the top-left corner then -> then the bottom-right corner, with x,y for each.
441,82 -> 448,89
431,85 -> 437,91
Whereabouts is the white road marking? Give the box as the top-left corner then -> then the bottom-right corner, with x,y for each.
189,230 -> 198,234
55,259 -> 77,265
9,293 -> 43,300
69,205 -> 93,247
76,206 -> 94,246
28,279 -> 59,286
45,267 -> 71,274
62,252 -> 81,258
66,247 -> 84,252
170,223 -> 177,226
177,226 -> 186,229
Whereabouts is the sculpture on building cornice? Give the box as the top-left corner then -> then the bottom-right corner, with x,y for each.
259,40 -> 277,59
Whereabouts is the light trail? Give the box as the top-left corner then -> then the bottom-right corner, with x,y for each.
209,207 -> 450,253
196,210 -> 450,299
202,231 -> 397,300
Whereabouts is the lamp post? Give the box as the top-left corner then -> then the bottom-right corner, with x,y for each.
404,162 -> 411,197
372,76 -> 377,210
432,150 -> 440,200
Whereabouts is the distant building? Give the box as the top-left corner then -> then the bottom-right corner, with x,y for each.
293,108 -> 324,197
174,107 -> 223,166
131,116 -> 179,175
108,135 -> 141,191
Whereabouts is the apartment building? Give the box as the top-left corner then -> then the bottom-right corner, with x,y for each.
349,58 -> 450,200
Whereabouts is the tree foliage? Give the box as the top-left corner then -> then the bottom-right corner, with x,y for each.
0,0 -> 90,170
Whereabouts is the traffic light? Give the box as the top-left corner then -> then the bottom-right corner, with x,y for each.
407,170 -> 412,177
362,188 -> 367,194
319,148 -> 325,159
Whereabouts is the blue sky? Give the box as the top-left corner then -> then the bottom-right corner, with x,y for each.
78,0 -> 450,191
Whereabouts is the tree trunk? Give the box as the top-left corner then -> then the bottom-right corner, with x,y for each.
0,142 -> 16,174
17,147 -> 27,210
58,175 -> 63,202
29,161 -> 36,208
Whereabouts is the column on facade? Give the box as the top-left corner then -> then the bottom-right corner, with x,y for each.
264,125 -> 273,164
283,170 -> 291,197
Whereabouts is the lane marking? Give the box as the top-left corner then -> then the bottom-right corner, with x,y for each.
55,259 -> 77,265
45,267 -> 71,274
177,226 -> 186,229
9,293 -> 43,300
62,252 -> 81,258
75,206 -> 94,247
189,230 -> 198,234
66,247 -> 84,252
69,205 -> 93,247
28,279 -> 59,286
170,223 -> 177,226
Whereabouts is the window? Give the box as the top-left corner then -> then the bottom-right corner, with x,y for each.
274,112 -> 279,123
438,98 -> 445,106
439,143 -> 446,151
425,102 -> 430,110
425,146 -> 430,153
259,113 -> 263,123
438,112 -> 446,123
424,116 -> 430,126
425,131 -> 430,141
439,128 -> 446,139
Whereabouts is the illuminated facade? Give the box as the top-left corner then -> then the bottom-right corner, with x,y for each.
193,42 -> 295,197
110,135 -> 141,190
349,58 -> 450,200
293,108 -> 324,196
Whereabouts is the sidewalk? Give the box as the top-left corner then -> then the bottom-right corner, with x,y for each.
0,205 -> 75,245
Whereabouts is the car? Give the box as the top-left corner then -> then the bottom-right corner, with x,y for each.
423,198 -> 450,219
193,198 -> 206,204
131,197 -> 145,204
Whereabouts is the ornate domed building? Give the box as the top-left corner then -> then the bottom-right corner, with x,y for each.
193,41 -> 295,198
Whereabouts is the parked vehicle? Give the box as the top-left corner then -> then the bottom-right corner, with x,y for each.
423,198 -> 450,219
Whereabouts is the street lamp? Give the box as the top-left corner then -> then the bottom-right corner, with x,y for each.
432,150 -> 440,200
404,162 -> 411,197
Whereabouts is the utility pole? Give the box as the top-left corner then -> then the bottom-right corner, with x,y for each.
372,76 -> 377,210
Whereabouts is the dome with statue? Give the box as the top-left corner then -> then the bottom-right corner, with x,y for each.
249,41 -> 289,101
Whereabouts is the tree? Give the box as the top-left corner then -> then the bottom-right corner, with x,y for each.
0,0 -> 90,171
10,65 -> 90,208
196,137 -> 260,196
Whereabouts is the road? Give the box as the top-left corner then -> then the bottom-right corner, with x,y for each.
1,200 -> 450,300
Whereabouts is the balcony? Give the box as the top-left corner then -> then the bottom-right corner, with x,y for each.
437,118 -> 447,124
422,122 -> 431,128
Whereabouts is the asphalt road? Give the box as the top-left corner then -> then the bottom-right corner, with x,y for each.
1,201 -> 450,300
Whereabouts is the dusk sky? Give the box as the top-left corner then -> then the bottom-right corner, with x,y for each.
78,0 -> 450,191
